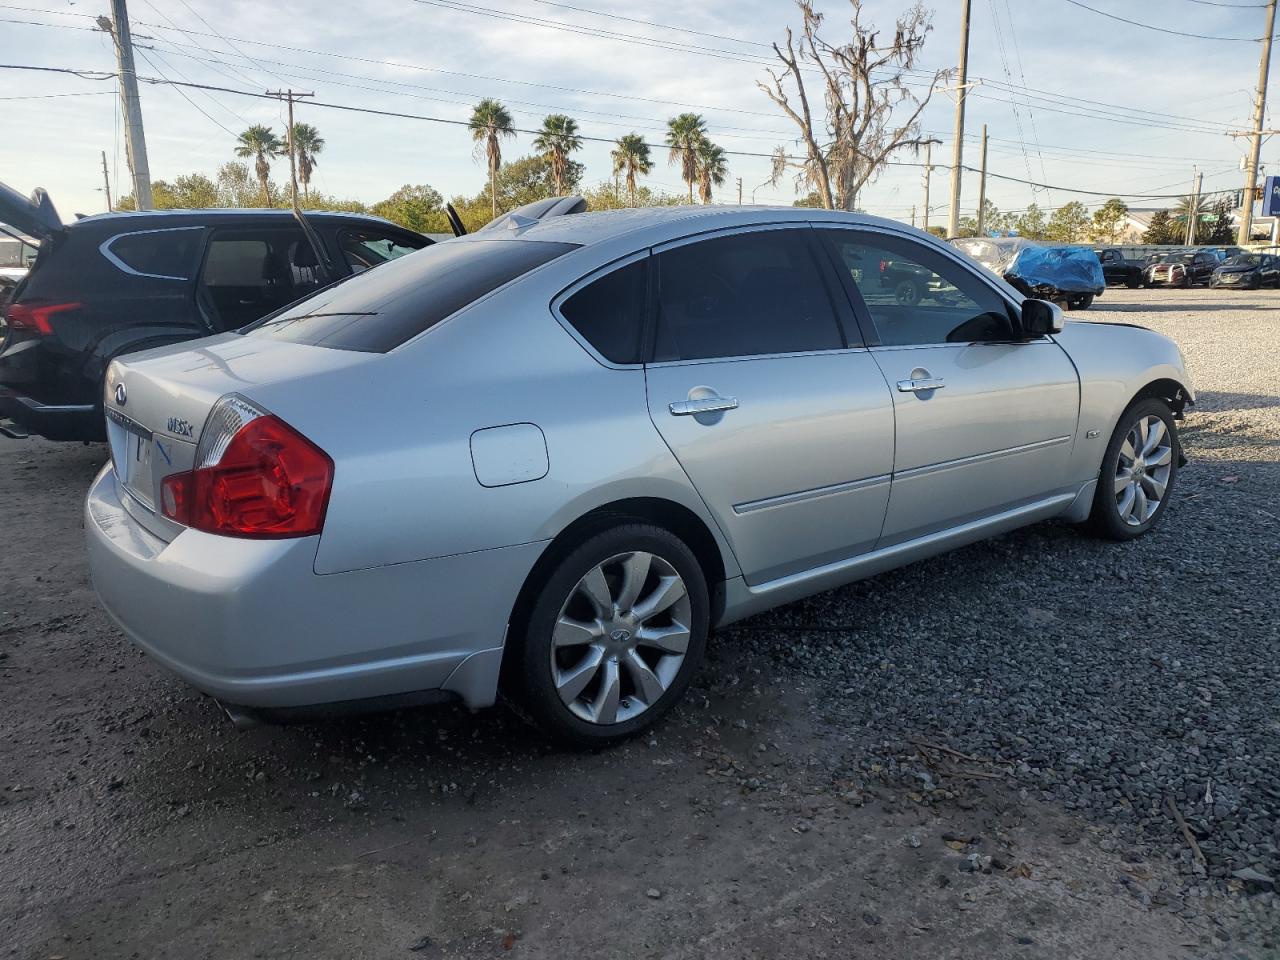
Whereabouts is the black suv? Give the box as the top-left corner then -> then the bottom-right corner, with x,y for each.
0,183 -> 430,441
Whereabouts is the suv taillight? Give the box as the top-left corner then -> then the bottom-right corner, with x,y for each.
161,395 -> 333,538
5,301 -> 81,335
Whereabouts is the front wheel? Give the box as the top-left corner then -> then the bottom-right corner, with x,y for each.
509,525 -> 709,747
1067,294 -> 1094,311
894,278 -> 923,306
1085,399 -> 1181,541
1126,274 -> 1142,290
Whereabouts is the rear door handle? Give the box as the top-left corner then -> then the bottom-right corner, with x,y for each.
669,396 -> 738,416
896,377 -> 946,393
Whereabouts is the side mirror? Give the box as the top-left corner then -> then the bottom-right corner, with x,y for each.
1020,298 -> 1064,338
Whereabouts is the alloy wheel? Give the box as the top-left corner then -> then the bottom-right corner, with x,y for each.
1114,414 -> 1173,526
550,551 -> 692,725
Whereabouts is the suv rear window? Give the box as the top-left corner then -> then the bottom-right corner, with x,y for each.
102,227 -> 202,280
241,238 -> 579,352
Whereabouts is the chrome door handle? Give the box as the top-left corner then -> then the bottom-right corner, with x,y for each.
669,396 -> 739,416
896,377 -> 946,393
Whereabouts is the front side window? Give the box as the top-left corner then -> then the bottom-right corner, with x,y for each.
339,229 -> 428,274
103,228 -> 202,280
653,229 -> 843,362
822,230 -> 1015,347
559,258 -> 647,364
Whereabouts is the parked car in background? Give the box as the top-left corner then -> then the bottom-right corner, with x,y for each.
1145,251 -> 1218,288
0,225 -> 39,313
1209,252 -> 1280,289
1094,248 -> 1145,288
951,237 -> 1105,309
0,181 -> 431,441
86,205 -> 1193,746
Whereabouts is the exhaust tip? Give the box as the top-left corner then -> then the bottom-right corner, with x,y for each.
216,700 -> 262,729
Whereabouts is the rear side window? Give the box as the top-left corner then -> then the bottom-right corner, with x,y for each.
242,238 -> 579,353
102,228 -> 202,280
559,259 -> 647,364
653,229 -> 843,362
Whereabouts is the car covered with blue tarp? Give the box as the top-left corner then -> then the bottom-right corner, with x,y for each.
951,237 -> 1106,310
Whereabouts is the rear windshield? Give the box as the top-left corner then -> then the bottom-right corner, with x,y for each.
240,238 -> 579,352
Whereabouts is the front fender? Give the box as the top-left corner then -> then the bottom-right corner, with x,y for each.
1053,320 -> 1194,483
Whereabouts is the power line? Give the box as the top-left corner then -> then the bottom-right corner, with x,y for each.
132,47 -> 239,137
0,61 -> 1257,203
0,90 -> 113,100
1061,0 -> 1269,40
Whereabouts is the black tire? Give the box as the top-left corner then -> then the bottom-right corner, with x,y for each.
1067,294 -> 1095,311
1125,274 -> 1141,290
894,278 -> 923,306
1085,398 -> 1181,541
508,524 -> 710,748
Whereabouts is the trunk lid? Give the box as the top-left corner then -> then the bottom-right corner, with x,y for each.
104,333 -> 371,541
0,181 -> 65,243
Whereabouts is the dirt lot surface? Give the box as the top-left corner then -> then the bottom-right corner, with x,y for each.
2,288 -> 1277,959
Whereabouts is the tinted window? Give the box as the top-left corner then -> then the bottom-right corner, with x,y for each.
242,238 -> 578,353
104,228 -> 201,280
339,229 -> 428,274
824,231 -> 1014,346
198,229 -> 318,332
653,229 -> 842,362
560,259 -> 646,364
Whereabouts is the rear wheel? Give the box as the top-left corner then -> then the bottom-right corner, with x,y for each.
1067,294 -> 1094,311
509,524 -> 709,747
1086,399 -> 1180,541
894,278 -> 923,306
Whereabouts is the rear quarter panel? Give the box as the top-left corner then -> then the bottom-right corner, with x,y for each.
1053,320 -> 1194,483
249,248 -> 738,579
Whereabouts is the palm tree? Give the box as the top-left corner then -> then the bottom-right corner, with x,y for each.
234,124 -> 283,206
665,113 -> 707,204
532,114 -> 583,195
289,122 -> 325,200
469,99 -> 516,221
611,133 -> 653,207
695,139 -> 728,204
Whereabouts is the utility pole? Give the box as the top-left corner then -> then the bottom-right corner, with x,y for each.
1238,0 -> 1278,244
266,89 -> 315,211
1185,167 -> 1203,245
912,205 -> 917,228
737,177 -> 743,205
947,0 -> 973,238
100,150 -> 113,212
976,123 -> 989,236
102,0 -> 152,210
920,139 -> 942,232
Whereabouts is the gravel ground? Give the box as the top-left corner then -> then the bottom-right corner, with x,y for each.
725,287 -> 1280,932
2,286 -> 1278,957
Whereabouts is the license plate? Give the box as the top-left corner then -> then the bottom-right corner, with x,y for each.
107,410 -> 156,509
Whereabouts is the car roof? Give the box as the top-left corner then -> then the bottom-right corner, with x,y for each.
68,208 -> 410,232
472,204 -> 915,249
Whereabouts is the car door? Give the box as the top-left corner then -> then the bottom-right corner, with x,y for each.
818,227 -> 1081,547
643,225 -> 896,585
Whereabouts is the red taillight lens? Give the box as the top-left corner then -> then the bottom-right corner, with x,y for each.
161,411 -> 333,538
5,301 -> 81,335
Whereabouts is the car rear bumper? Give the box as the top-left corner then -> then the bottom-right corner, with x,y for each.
0,338 -> 101,440
85,464 -> 545,711
0,389 -> 99,440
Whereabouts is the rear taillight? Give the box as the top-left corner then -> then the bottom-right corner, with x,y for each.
5,301 -> 81,335
161,394 -> 333,538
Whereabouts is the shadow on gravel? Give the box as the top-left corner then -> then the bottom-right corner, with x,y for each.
1190,390 -> 1280,413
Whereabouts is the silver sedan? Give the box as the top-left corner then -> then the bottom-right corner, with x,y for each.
85,205 -> 1193,746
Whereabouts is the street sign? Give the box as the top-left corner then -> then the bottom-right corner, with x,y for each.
1265,176 -> 1280,218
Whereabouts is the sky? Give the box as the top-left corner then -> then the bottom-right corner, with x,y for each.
0,0 -> 1276,226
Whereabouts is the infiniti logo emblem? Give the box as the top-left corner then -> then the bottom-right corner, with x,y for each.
114,383 -> 127,406
609,628 -> 632,643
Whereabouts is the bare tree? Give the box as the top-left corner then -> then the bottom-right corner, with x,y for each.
759,0 -> 948,211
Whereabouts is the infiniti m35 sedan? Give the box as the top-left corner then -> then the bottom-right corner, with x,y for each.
86,205 -> 1193,746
